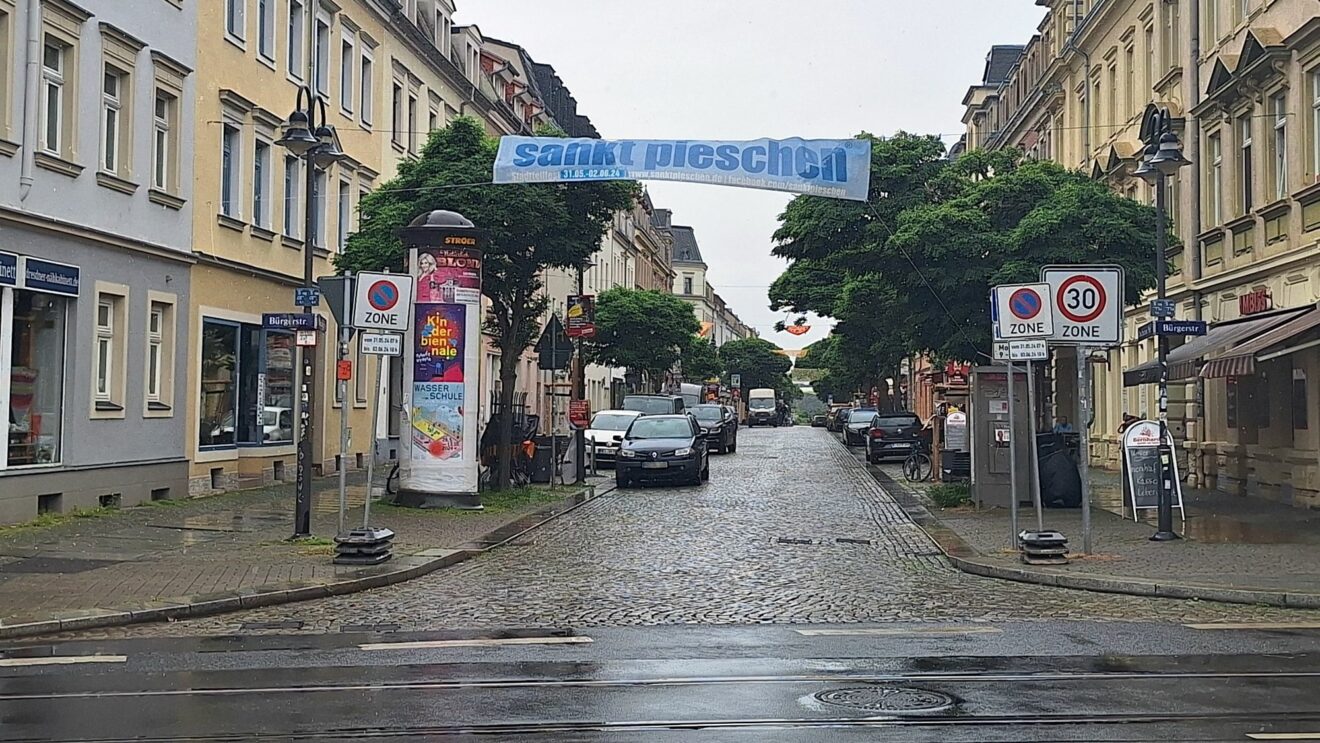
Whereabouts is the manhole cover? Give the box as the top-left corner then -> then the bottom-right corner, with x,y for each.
814,686 -> 955,713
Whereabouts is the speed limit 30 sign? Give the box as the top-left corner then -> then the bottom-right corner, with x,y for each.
1041,266 -> 1124,346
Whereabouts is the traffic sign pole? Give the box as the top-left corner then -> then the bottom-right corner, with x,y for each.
1026,359 -> 1044,533
336,276 -> 353,535
1006,359 -> 1020,549
1078,351 -> 1093,554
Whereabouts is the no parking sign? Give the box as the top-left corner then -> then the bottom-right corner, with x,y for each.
352,272 -> 416,332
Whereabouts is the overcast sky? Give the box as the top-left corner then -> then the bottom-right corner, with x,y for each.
457,1 -> 1047,350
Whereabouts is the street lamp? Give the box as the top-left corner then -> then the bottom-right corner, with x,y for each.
1134,105 -> 1190,542
278,84 -> 347,537
573,258 -> 595,485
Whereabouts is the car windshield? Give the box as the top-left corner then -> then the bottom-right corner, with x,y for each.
626,418 -> 693,440
848,409 -> 878,424
624,397 -> 677,415
692,406 -> 723,422
876,415 -> 920,429
589,413 -> 638,431
748,398 -> 775,410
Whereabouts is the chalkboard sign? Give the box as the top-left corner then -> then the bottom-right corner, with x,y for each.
1121,420 -> 1185,520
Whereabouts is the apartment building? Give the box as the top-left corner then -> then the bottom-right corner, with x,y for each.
669,220 -> 755,350
963,0 -> 1320,509
0,0 -> 196,521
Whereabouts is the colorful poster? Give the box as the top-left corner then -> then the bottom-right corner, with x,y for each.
416,247 -> 481,305
411,382 -> 465,461
414,304 -> 465,382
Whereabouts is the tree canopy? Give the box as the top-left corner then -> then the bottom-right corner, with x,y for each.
680,334 -> 724,382
719,338 -> 793,398
588,287 -> 700,388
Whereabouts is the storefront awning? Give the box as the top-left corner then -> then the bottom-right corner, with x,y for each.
1200,303 -> 1320,378
1121,308 -> 1308,387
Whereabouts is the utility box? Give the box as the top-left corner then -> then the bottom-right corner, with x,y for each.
970,365 -> 1031,508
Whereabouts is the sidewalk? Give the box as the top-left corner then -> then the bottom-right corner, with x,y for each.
0,473 -> 610,638
876,466 -> 1320,609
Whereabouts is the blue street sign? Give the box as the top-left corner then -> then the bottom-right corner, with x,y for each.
294,287 -> 321,307
1156,320 -> 1207,336
1150,299 -> 1176,318
1138,322 -> 1155,341
263,313 -> 326,331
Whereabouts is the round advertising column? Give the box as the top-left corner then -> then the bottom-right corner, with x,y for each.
393,210 -> 488,509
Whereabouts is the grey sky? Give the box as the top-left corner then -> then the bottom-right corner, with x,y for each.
459,1 -> 1046,350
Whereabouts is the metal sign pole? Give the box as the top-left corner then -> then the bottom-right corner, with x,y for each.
1006,359 -> 1020,549
1078,349 -> 1093,554
362,352 -> 385,528
336,279 -> 352,535
1026,359 -> 1044,532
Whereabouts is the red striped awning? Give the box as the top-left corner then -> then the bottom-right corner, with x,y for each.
1200,304 -> 1320,378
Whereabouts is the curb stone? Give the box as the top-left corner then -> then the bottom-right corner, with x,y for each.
0,482 -> 614,640
865,459 -> 1320,610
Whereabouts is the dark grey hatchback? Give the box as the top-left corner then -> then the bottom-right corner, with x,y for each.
615,415 -> 709,488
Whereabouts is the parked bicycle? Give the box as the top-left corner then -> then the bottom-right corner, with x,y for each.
903,439 -> 933,483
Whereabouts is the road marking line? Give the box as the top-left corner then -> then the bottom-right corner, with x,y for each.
1184,622 -> 1320,631
0,655 -> 126,668
359,636 -> 593,651
1247,735 -> 1320,740
795,627 -> 1002,637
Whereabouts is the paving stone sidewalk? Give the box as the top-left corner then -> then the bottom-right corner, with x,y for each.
872,461 -> 1320,607
0,472 -> 605,636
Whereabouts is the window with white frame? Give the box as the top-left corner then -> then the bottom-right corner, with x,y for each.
152,91 -> 175,191
1238,112 -> 1253,214
221,123 -> 242,219
314,12 -> 330,97
39,40 -> 65,155
95,300 -> 114,401
253,139 -> 271,228
337,177 -> 350,250
0,7 -> 10,133
359,47 -> 373,124
226,0 -> 245,41
1311,69 -> 1320,183
256,0 -> 274,61
92,289 -> 126,413
284,154 -> 301,237
287,0 -> 304,79
101,66 -> 126,174
339,33 -> 354,113
1270,92 -> 1287,200
391,81 -> 402,146
407,91 -> 418,153
1207,130 -> 1223,225
1203,0 -> 1219,41
146,304 -> 164,403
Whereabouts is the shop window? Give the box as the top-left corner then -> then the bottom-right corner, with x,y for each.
1226,376 -> 1239,430
198,319 -> 295,449
1293,366 -> 1309,431
8,292 -> 68,466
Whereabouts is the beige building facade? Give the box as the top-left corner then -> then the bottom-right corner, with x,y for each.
964,0 -> 1320,509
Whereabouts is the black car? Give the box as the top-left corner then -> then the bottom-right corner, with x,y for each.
826,407 -> 849,433
615,415 -> 709,488
811,414 -> 827,427
621,394 -> 685,416
842,407 -> 878,446
691,404 -> 737,454
866,412 -> 923,463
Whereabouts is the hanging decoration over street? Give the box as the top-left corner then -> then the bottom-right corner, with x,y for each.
785,324 -> 811,336
493,136 -> 873,201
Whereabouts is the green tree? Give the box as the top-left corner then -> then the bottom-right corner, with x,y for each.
680,335 -> 723,382
338,118 -> 635,490
587,288 -> 700,390
720,338 -> 793,399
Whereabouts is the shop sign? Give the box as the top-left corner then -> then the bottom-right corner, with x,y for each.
0,252 -> 17,287
944,361 -> 971,384
19,256 -> 79,297
263,313 -> 325,332
1120,420 -> 1185,518
1239,288 -> 1272,316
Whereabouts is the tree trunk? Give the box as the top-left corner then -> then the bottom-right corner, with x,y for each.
494,309 -> 525,492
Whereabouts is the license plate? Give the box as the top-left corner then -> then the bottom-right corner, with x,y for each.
885,443 -> 911,449
641,462 -> 669,469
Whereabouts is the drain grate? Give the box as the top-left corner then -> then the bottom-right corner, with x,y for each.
815,685 -> 955,713
836,538 -> 872,546
340,624 -> 401,633
240,620 -> 305,631
776,537 -> 814,545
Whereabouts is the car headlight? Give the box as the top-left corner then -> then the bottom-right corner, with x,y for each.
673,447 -> 692,457
620,449 -> 637,458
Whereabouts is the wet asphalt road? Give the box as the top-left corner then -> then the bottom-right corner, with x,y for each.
6,426 -> 1320,740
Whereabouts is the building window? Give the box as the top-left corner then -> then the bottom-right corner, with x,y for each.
253,140 -> 271,228
339,35 -> 354,113
101,66 -> 126,174
257,0 -> 273,61
225,0 -> 245,41
1203,0 -> 1218,41
1124,46 -> 1135,116
1144,27 -> 1153,93
337,177 -> 350,250
1108,64 -> 1118,128
391,82 -> 402,146
199,321 -> 296,449
146,306 -> 162,401
313,13 -> 329,97
1092,78 -> 1101,131
311,169 -> 326,247
428,107 -> 438,133
0,8 -> 10,132
683,275 -> 693,295
94,300 -> 113,401
40,40 -> 65,155
1270,92 -> 1287,201
91,287 -> 126,413
359,48 -> 373,125
145,300 -> 174,408
1293,367 -> 1308,431
283,155 -> 300,237
407,92 -> 418,153
221,123 -> 242,219
1207,130 -> 1223,225
287,0 -> 304,79
1238,112 -> 1253,214
1234,0 -> 1249,25
6,291 -> 68,467
152,92 -> 175,191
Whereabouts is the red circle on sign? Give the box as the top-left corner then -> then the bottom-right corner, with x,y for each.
367,280 -> 399,311
1056,275 -> 1106,323
1008,288 -> 1043,320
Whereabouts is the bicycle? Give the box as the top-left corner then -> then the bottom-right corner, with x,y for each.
903,440 -> 933,483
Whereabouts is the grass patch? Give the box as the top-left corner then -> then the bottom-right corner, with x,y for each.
0,507 -> 118,534
928,483 -> 972,509
289,536 -> 336,556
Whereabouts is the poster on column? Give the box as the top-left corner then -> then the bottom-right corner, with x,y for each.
405,245 -> 483,495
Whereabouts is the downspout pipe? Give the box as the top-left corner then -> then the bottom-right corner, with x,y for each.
19,0 -> 41,201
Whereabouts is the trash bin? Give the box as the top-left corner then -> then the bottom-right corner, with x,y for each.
1036,432 -> 1082,508
530,435 -> 571,484
940,450 -> 971,482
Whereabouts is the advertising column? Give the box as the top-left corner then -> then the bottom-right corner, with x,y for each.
401,225 -> 485,507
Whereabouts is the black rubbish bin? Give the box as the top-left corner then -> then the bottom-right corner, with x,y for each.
530,435 -> 571,483
940,450 -> 971,482
1036,432 -> 1082,508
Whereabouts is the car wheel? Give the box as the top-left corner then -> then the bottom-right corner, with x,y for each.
728,439 -> 737,454
616,472 -> 631,489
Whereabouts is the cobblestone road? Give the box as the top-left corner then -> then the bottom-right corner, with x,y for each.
80,428 -> 1317,637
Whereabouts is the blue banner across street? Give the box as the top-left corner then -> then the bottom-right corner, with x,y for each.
493,136 -> 873,201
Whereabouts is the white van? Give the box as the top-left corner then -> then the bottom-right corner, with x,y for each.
746,388 -> 778,427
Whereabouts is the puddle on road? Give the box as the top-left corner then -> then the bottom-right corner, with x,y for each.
146,510 -> 289,534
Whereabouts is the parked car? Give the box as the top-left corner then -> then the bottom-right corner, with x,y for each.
584,410 -> 644,467
691,404 -> 737,454
621,394 -> 685,416
615,415 -> 709,488
811,414 -> 827,427
826,406 -> 851,433
866,412 -> 924,463
842,407 -> 879,446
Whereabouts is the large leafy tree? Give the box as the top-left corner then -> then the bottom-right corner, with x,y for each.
719,338 -> 793,399
338,117 -> 635,490
680,335 -> 724,382
587,287 -> 700,390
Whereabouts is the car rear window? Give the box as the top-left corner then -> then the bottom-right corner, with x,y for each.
624,397 -> 678,415
875,415 -> 920,429
847,409 -> 877,423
